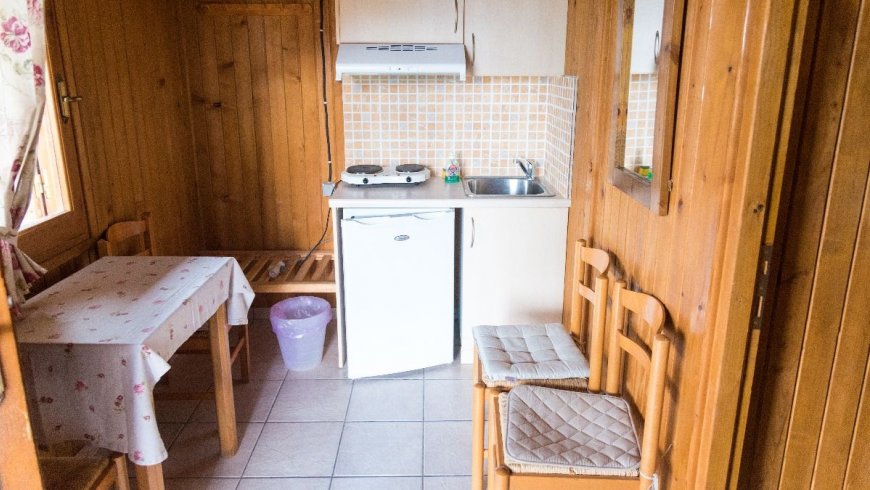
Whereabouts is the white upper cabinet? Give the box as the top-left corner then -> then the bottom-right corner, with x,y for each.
464,0 -> 568,76
336,0 -> 465,44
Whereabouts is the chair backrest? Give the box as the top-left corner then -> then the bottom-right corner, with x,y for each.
97,213 -> 153,257
605,280 -> 669,484
568,239 -> 610,392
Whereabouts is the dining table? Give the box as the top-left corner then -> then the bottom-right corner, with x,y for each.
15,256 -> 254,490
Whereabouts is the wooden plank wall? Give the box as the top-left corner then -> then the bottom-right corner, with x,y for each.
742,0 -> 870,487
51,0 -> 202,256
179,0 -> 344,251
563,0 -> 803,486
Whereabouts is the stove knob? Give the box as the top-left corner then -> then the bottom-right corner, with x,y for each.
406,176 -> 412,183
362,177 -> 369,184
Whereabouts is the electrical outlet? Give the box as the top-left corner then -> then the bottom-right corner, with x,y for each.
322,182 -> 336,196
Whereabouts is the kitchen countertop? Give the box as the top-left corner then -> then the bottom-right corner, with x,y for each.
328,178 -> 570,208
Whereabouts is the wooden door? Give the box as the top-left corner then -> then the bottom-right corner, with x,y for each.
464,0 -> 567,75
739,0 -> 870,488
187,3 -> 327,250
336,0 -> 464,43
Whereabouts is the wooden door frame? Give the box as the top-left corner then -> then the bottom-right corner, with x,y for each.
688,0 -> 812,487
0,275 -> 43,488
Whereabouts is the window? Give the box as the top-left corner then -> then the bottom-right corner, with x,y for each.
22,68 -> 71,230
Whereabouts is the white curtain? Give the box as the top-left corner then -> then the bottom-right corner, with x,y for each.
0,0 -> 46,317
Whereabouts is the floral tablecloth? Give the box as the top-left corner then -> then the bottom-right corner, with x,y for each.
16,256 -> 254,465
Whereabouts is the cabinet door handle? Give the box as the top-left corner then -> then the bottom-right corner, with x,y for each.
654,30 -> 661,64
471,33 -> 476,65
470,217 -> 476,248
454,0 -> 459,33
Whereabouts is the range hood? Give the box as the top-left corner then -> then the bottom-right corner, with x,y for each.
335,43 -> 466,81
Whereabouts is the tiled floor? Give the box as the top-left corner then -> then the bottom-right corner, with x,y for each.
147,318 -> 475,489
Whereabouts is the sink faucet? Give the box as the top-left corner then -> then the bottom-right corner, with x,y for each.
515,159 -> 535,180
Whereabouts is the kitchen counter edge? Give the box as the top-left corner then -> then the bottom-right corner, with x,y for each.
328,180 -> 570,209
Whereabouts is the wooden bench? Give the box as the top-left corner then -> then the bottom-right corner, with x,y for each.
201,250 -> 337,294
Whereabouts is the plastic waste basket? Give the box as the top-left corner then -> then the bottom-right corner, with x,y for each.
270,296 -> 332,371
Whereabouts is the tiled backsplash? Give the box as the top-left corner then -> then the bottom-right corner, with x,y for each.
623,73 -> 658,169
342,75 -> 577,197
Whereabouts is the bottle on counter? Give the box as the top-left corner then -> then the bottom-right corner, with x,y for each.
444,153 -> 461,183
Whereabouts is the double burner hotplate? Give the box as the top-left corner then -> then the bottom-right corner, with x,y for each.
342,164 -> 430,185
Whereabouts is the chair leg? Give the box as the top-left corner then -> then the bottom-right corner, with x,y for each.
494,466 -> 511,490
239,325 -> 251,384
487,388 -> 500,490
113,453 -> 130,490
472,349 -> 486,490
472,381 -> 486,490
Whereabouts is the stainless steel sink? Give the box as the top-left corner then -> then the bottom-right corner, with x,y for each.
463,177 -> 556,197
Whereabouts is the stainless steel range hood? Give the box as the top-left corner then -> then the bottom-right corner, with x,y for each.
335,43 -> 467,81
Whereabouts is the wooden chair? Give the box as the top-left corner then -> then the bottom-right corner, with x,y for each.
488,281 -> 670,490
98,213 -> 251,388
471,239 -> 610,490
38,442 -> 129,490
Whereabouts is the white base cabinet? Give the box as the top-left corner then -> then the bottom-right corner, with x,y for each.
459,207 -> 568,363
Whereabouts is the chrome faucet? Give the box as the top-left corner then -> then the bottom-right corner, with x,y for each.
515,159 -> 535,180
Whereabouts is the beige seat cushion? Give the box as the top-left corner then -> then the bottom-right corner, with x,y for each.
500,385 -> 641,476
473,324 -> 589,388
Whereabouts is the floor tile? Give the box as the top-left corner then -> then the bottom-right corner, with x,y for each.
268,379 -> 353,422
237,478 -> 331,489
155,399 -> 201,423
157,354 -> 215,394
244,422 -> 343,477
423,476 -> 469,489
164,423 -> 263,478
372,369 -> 426,380
424,421 -> 472,476
165,478 -> 239,490
330,477 -> 422,489
424,360 -> 472,380
192,380 -> 282,423
424,380 -> 472,421
346,380 -> 423,421
158,423 -> 185,450
334,422 -> 423,477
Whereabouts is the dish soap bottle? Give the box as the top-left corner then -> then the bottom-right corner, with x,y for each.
444,153 -> 461,183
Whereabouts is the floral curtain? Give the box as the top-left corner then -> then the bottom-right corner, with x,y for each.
0,0 -> 46,317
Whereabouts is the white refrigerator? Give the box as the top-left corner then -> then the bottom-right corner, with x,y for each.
340,208 -> 455,379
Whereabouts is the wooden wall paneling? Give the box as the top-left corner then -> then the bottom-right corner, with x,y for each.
50,0 -> 202,256
264,13 -> 295,248
248,15 -> 279,248
563,0 -> 805,486
813,180 -> 869,489
297,6 -> 329,246
186,1 -> 332,251
281,12 -> 312,247
744,0 -> 864,487
844,343 -> 870,489
779,2 -> 870,485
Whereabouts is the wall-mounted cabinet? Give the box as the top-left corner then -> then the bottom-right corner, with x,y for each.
464,0 -> 567,76
336,0 -> 464,44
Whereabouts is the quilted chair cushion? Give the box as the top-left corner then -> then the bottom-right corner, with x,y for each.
473,324 -> 589,387
500,385 -> 641,476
